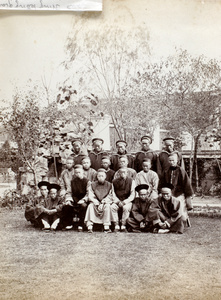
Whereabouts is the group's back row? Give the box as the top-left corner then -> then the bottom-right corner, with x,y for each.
66,135 -> 184,177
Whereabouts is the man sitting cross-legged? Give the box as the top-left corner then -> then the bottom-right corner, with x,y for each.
62,164 -> 90,231
149,184 -> 186,234
84,168 -> 113,233
127,184 -> 153,233
111,167 -> 135,232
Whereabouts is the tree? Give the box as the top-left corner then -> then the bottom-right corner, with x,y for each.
138,50 -> 221,187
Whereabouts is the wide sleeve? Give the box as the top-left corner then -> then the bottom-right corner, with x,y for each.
131,201 -> 144,223
88,184 -> 100,205
102,186 -> 113,204
82,181 -> 91,203
165,198 -> 182,228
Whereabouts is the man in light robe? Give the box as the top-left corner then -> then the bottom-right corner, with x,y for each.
111,167 -> 135,232
135,158 -> 159,200
149,184 -> 186,234
110,140 -> 134,171
59,156 -> 75,199
127,184 -> 153,233
84,168 -> 113,233
81,156 -> 97,182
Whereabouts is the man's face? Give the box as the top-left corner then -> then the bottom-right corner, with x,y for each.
82,159 -> 91,170
40,186 -> 48,198
73,143 -> 81,153
66,159 -> 74,170
117,144 -> 126,154
119,169 -> 127,179
93,143 -> 102,152
169,155 -> 178,167
50,188 -> 57,200
139,189 -> 149,201
75,168 -> 84,179
119,157 -> 128,168
142,139 -> 151,151
101,159 -> 110,170
161,188 -> 172,201
97,172 -> 106,183
142,161 -> 151,172
165,141 -> 174,153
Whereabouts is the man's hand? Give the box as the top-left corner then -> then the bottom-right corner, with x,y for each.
65,200 -> 73,206
158,222 -> 167,229
118,201 -> 124,208
48,209 -> 57,215
98,204 -> 103,212
77,199 -> 85,205
140,221 -> 145,229
111,203 -> 118,210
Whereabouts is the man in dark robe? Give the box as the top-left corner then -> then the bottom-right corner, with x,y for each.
111,167 -> 135,232
134,135 -> 159,173
158,136 -> 185,177
110,140 -> 134,171
84,168 -> 113,233
89,138 -> 108,171
101,156 -> 115,183
127,184 -> 153,233
159,153 -> 193,221
149,185 -> 186,234
25,180 -> 50,228
71,138 -> 88,165
62,164 -> 90,231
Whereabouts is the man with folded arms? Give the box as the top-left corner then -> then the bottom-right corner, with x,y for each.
127,184 -> 153,233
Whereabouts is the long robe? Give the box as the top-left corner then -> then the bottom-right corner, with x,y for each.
59,168 -> 75,197
158,150 -> 185,177
83,168 -> 97,182
85,181 -> 113,226
148,195 -> 185,233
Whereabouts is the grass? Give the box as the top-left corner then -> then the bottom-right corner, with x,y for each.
0,209 -> 221,300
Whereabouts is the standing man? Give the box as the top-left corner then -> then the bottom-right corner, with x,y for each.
127,184 -> 153,233
159,153 -> 193,221
71,138 -> 87,165
134,135 -> 159,173
110,140 -> 134,171
111,167 -> 135,232
149,184 -> 186,234
101,156 -> 115,183
84,168 -> 113,233
89,138 -> 107,171
158,136 -> 185,177
81,156 -> 97,182
135,158 -> 159,201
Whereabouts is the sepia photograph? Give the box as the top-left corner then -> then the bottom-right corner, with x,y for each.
0,0 -> 221,299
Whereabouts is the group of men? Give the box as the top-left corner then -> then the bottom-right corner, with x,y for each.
25,135 -> 194,234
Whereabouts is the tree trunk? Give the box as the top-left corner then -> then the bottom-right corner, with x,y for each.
189,136 -> 194,184
193,133 -> 201,190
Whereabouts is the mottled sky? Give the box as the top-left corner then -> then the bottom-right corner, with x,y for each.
1,0 -> 221,107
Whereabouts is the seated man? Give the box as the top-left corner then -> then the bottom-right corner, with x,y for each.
111,167 -> 135,232
135,158 -> 159,200
84,168 -> 113,233
149,184 -> 186,234
62,164 -> 90,231
89,138 -> 108,171
25,180 -> 50,228
101,156 -> 115,183
81,156 -> 97,182
159,153 -> 193,221
113,155 -> 137,180
40,183 -> 64,232
127,184 -> 153,233
59,156 -> 75,198
110,140 -> 134,171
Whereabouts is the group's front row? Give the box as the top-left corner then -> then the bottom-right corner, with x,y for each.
25,165 -> 191,235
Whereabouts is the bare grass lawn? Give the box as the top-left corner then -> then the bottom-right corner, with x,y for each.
0,209 -> 220,300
